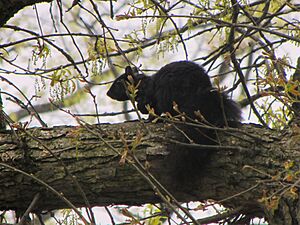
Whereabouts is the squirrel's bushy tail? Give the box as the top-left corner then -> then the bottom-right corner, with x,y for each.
192,88 -> 241,127
221,92 -> 241,126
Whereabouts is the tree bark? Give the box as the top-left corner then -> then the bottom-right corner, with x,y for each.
0,121 -> 298,224
0,0 -> 52,26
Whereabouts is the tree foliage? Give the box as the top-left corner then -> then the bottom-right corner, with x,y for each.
0,0 -> 300,224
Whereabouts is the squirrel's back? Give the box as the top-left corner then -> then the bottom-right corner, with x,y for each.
150,61 -> 212,116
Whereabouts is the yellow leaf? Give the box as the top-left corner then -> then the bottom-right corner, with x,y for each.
289,187 -> 298,199
284,160 -> 294,170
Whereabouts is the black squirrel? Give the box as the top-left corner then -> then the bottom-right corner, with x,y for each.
107,61 -> 241,186
107,61 -> 241,127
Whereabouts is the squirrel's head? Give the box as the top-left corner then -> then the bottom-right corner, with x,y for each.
107,66 -> 142,101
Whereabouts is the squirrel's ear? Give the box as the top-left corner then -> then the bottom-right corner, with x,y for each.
125,66 -> 139,79
125,66 -> 133,76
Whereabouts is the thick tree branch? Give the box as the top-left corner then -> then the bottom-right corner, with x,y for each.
0,121 -> 296,222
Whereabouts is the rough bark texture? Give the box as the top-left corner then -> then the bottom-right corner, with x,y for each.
0,121 -> 299,224
0,0 -> 53,26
